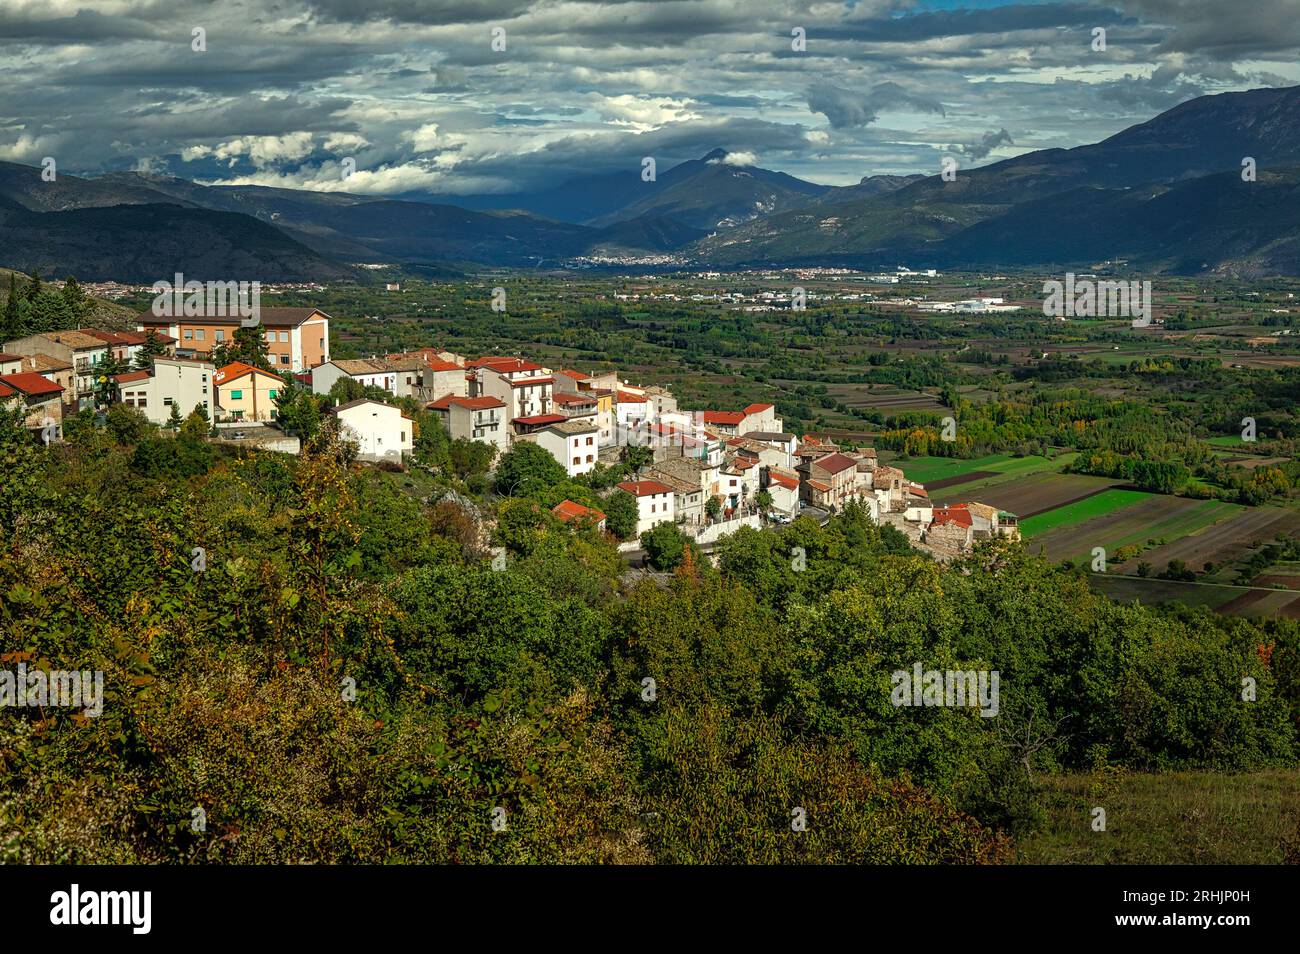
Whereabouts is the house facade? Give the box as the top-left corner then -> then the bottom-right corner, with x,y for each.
140,307 -> 329,373
214,362 -> 284,422
330,399 -> 413,462
617,479 -> 675,536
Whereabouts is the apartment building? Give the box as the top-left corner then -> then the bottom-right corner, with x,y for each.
140,307 -> 330,373
428,395 -> 508,458
112,357 -> 215,426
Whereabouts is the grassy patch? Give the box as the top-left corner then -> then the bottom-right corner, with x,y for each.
1020,489 -> 1151,538
1016,768 -> 1300,864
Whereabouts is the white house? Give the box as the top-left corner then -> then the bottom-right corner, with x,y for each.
533,419 -> 599,477
428,395 -> 508,459
330,398 -> 413,462
617,479 -> 675,536
311,358 -> 398,396
114,357 -> 215,426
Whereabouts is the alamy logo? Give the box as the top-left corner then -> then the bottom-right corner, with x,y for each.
1042,272 -> 1152,326
891,663 -> 1000,717
151,272 -> 261,326
1,663 -> 103,717
50,884 -> 151,934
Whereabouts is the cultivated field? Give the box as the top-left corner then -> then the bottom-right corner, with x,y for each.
1019,488 -> 1152,538
928,470 -> 1118,516
1029,496 -> 1243,564
1110,506 -> 1300,576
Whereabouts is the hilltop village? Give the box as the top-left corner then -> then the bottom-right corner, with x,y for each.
1,306 -> 1018,560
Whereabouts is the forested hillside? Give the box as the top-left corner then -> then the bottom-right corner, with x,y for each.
3,404 -> 1298,863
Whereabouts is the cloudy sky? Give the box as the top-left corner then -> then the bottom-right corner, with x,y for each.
1,0 -> 1297,197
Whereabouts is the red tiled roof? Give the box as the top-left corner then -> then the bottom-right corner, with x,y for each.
113,370 -> 151,384
813,452 -> 858,475
703,410 -> 744,425
743,403 -> 773,414
768,472 -> 799,490
806,479 -> 831,492
932,505 -> 973,528
508,376 -> 553,388
617,479 -> 673,497
513,413 -> 566,426
556,369 -> 588,381
0,381 -> 13,398
428,395 -> 504,411
552,392 -> 596,406
551,500 -> 606,524
617,390 -> 647,403
0,372 -> 63,396
214,361 -> 279,384
0,352 -> 22,363
471,357 -> 542,374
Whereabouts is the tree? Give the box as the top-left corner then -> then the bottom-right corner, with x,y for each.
640,522 -> 693,571
275,381 -> 323,440
167,402 -> 183,431
622,443 -> 653,476
705,495 -> 722,522
603,489 -> 638,540
210,324 -> 271,369
60,276 -> 90,321
494,441 -> 565,496
24,269 -> 41,302
92,352 -> 129,407
134,329 -> 168,370
755,489 -> 773,513
1,273 -> 21,340
105,403 -> 152,445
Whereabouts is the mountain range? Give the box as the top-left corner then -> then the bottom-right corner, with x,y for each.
2,85 -> 1299,280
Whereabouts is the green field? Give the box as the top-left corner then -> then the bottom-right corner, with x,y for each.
888,453 -> 1014,483
893,452 -> 1076,497
1017,768 -> 1300,864
1037,498 -> 1244,565
1019,489 -> 1152,538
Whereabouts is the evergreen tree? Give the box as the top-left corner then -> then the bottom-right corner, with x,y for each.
133,329 -> 167,370
24,270 -> 41,302
1,273 -> 20,341
60,276 -> 90,321
93,352 -> 129,407
167,402 -> 183,431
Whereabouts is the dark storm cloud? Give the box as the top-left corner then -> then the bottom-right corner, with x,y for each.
807,82 -> 946,130
0,0 -> 1293,192
958,128 -> 1013,160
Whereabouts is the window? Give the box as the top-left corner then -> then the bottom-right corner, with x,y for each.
163,397 -> 173,406
266,331 -> 275,342
281,356 -> 290,365
230,390 -> 243,400
586,455 -> 593,463
184,330 -> 193,341
400,432 -> 406,442
586,436 -> 593,446
194,329 -> 205,341
650,504 -> 656,513
279,331 -> 289,343
572,457 -> 580,466
269,389 -> 277,399
214,330 -> 225,342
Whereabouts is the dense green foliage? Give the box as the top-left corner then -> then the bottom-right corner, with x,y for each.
2,406 -> 1298,863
